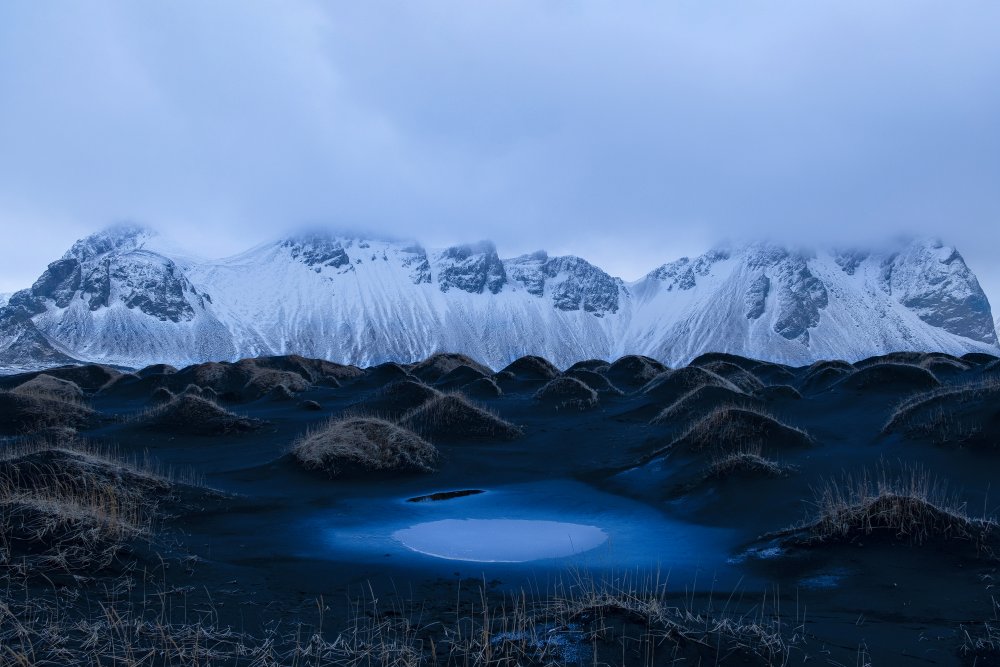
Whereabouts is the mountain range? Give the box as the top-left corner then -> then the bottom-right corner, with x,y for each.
0,224 -> 996,372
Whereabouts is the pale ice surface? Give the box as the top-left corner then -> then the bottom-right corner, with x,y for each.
393,519 -> 608,563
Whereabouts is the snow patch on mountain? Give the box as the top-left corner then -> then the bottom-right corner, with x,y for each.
0,227 -> 996,372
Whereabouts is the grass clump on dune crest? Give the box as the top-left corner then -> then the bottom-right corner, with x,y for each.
658,405 -> 811,459
533,376 -> 598,411
292,417 -> 438,477
400,393 -> 523,442
797,463 -> 996,549
883,378 -> 1000,448
0,389 -> 97,435
0,440 -> 171,574
703,447 -> 792,481
137,394 -> 263,436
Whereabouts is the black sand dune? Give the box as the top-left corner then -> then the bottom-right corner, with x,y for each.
3,349 -> 1000,665
291,416 -> 438,477
501,355 -> 560,381
399,393 -> 523,441
533,376 -> 599,411
136,394 -> 264,435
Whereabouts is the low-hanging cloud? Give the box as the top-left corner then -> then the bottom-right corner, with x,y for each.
1,1 -> 998,302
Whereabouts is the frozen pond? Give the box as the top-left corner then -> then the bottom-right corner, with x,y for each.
304,479 -> 740,584
393,519 -> 608,562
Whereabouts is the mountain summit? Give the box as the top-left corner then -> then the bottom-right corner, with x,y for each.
0,228 -> 996,371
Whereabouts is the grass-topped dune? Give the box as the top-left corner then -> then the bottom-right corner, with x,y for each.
695,360 -> 765,394
136,394 -> 264,435
0,441 -> 173,574
836,361 -> 940,391
410,352 -> 491,383
702,446 -> 794,482
647,405 -> 812,461
650,384 -> 757,426
500,355 -> 560,381
564,368 -> 624,395
291,417 -> 438,477
360,379 -> 442,419
883,378 -> 1000,448
640,366 -> 741,404
604,354 -> 667,389
399,393 -> 523,442
778,464 -> 997,553
12,373 -> 85,403
0,389 -> 98,436
533,376 -> 599,411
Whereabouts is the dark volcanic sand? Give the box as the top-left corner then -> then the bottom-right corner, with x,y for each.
2,351 -> 1000,665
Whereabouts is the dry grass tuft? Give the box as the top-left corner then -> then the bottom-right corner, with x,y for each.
798,463 -> 996,549
703,447 -> 792,481
501,355 -> 560,380
0,389 -> 97,435
0,441 -> 170,574
654,405 -> 811,460
399,393 -> 523,442
651,385 -> 755,426
11,374 -> 85,403
292,417 -> 438,477
533,376 -> 599,411
883,377 -> 1000,447
136,394 -> 263,436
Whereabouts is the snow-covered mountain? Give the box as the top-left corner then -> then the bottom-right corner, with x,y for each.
0,225 -> 996,372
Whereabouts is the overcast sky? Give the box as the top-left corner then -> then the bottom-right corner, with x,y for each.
1,1 -> 999,305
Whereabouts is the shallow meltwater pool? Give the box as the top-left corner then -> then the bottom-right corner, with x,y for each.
393,518 -> 608,562
303,480 -> 739,581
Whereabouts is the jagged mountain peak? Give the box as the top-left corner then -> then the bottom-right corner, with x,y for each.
63,223 -> 158,262
0,229 -> 996,372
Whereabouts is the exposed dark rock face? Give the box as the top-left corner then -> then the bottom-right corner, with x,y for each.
282,235 -> 351,270
436,242 -> 507,294
506,251 -> 622,314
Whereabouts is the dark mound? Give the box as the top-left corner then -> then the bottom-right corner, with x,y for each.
435,364 -> 489,390
653,407 -> 812,459
640,367 -> 740,404
533,377 -> 599,411
361,380 -> 442,420
702,451 -> 792,481
12,374 -> 85,403
985,359 -> 1000,373
239,354 -> 361,385
564,369 -> 624,395
240,368 -> 311,399
650,385 -> 756,426
749,362 -> 797,386
854,351 -> 926,369
150,387 -> 175,405
137,363 -> 178,377
837,362 -> 939,391
697,360 -> 765,394
0,446 -> 173,573
919,355 -> 970,376
962,352 -> 1000,366
0,364 -> 122,394
0,391 -> 98,435
689,352 -> 759,371
798,365 -> 855,394
500,355 -> 560,381
362,362 -> 415,387
291,417 -> 438,478
300,399 -> 323,411
410,353 -> 492,383
407,489 -> 485,502
884,381 -> 1000,448
605,355 -> 668,389
461,377 -> 503,398
400,393 -> 523,442
138,395 -> 263,436
757,384 -> 802,401
564,359 -> 611,373
268,384 -> 297,401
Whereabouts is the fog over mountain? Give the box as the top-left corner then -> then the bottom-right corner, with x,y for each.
0,225 -> 995,372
